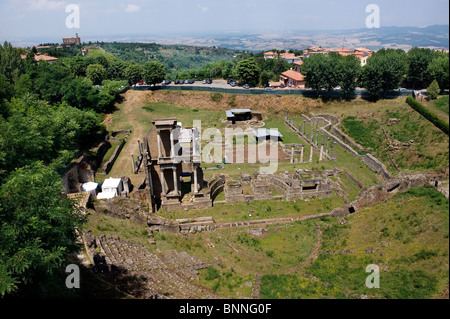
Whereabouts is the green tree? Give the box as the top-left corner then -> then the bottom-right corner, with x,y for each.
0,74 -> 13,118
0,162 -> 82,296
107,59 -> 127,80
124,64 -> 143,85
260,70 -> 273,87
360,49 -> 408,98
67,56 -> 86,77
143,61 -> 166,85
13,74 -> 32,97
236,57 -> 260,87
407,47 -> 435,89
428,54 -> 449,91
0,74 -> 14,102
337,55 -> 361,98
427,79 -> 440,100
34,62 -> 71,104
321,53 -> 340,95
86,64 -> 106,85
0,41 -> 24,82
61,77 -> 97,110
302,54 -> 328,95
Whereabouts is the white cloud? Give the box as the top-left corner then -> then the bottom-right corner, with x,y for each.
201,7 -> 209,13
27,0 -> 67,10
125,4 -> 140,13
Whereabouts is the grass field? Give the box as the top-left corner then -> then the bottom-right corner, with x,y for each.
159,195 -> 345,223
425,95 -> 450,118
260,186 -> 449,299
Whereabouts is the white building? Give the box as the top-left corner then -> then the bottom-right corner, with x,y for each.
97,178 -> 123,200
82,182 -> 98,197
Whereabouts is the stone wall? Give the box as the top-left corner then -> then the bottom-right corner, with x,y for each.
331,173 -> 440,218
103,139 -> 126,174
209,175 -> 226,202
224,182 -> 246,203
320,128 -> 360,157
362,154 -> 392,180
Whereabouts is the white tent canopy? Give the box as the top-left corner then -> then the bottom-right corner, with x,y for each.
82,182 -> 98,197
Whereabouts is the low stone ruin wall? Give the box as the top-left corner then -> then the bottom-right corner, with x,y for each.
103,139 -> 126,174
330,173 -> 441,218
362,154 -> 392,180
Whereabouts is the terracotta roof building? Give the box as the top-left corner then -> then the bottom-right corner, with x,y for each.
280,53 -> 301,63
20,53 -> 59,64
280,70 -> 305,88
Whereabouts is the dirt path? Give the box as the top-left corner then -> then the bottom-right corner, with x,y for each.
107,90 -> 150,186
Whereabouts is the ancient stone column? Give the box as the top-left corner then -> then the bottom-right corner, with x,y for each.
326,138 -> 330,155
321,133 -> 324,147
319,145 -> 324,162
170,130 -> 175,158
303,121 -> 306,135
291,146 -> 295,164
309,145 -> 313,163
311,129 -> 314,142
173,167 -> 178,194
138,140 -> 142,156
157,131 -> 163,159
332,141 -> 337,158
160,169 -> 166,197
315,130 -> 319,146
193,166 -> 198,194
300,145 -> 304,163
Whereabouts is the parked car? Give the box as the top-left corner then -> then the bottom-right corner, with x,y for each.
207,79 -> 213,84
188,80 -> 195,84
162,80 -> 171,85
202,79 -> 207,84
230,81 -> 237,87
243,84 -> 250,89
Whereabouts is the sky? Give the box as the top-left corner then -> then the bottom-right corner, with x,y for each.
0,0 -> 449,43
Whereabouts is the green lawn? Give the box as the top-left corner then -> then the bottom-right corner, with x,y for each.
159,196 -> 346,224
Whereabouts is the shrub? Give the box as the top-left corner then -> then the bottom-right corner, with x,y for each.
210,92 -> 223,103
205,267 -> 221,281
427,80 -> 440,100
228,94 -> 237,108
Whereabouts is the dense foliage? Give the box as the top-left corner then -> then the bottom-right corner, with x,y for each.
0,162 -> 82,296
0,41 -> 109,296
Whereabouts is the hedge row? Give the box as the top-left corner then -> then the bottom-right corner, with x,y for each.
406,97 -> 449,136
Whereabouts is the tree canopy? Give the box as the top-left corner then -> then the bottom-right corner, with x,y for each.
0,162 -> 82,296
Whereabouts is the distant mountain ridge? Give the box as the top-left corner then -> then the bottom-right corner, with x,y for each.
7,25 -> 449,52
124,25 -> 449,52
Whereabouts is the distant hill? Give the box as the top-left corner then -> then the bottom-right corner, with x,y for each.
94,42 -> 240,72
132,25 -> 449,52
